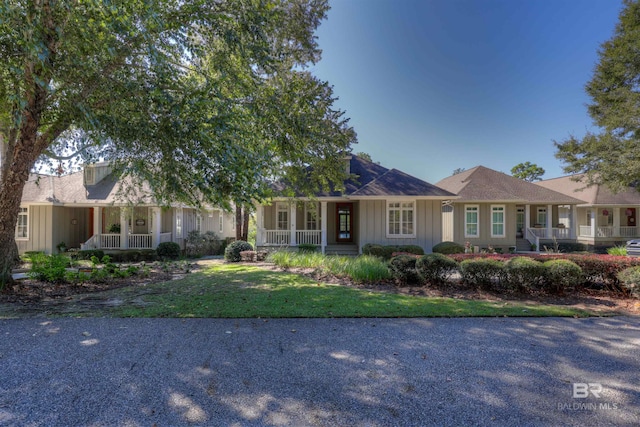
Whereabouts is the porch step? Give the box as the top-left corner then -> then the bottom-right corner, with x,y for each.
325,245 -> 359,256
516,238 -> 532,252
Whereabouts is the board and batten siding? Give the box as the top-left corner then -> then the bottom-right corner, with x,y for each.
17,205 -> 54,254
452,203 -> 517,248
357,199 -> 442,253
52,206 -> 91,250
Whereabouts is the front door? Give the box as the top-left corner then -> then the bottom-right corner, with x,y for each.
336,203 -> 353,242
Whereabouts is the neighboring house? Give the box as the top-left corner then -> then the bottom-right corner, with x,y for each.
436,166 -> 584,252
255,155 -> 456,255
16,162 -> 236,254
537,175 -> 640,248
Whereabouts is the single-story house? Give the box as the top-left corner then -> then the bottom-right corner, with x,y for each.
255,155 -> 456,255
435,166 -> 585,252
16,162 -> 237,254
536,175 -> 640,248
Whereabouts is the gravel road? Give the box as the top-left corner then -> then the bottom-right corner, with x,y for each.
0,317 -> 638,426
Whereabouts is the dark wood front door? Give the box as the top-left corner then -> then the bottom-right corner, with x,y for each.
336,203 -> 353,242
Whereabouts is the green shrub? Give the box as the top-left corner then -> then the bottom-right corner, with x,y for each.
398,245 -> 425,255
23,251 -> 45,261
362,244 -> 424,260
432,241 -> 465,255
557,242 -> 587,253
224,240 -> 254,262
607,245 -> 627,256
504,256 -> 546,291
460,258 -> 504,290
297,244 -> 319,253
415,253 -> 459,285
617,266 -> 640,296
75,249 -> 105,261
543,259 -> 583,293
389,255 -> 420,285
28,253 -> 70,283
157,242 -> 182,260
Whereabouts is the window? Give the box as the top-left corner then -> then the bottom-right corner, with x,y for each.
305,203 -> 319,230
176,208 -> 183,238
15,207 -> 28,239
277,203 -> 289,230
537,207 -> 547,227
465,205 -> 479,238
195,214 -> 202,232
491,205 -> 505,237
387,201 -> 415,237
219,213 -> 223,233
516,207 -> 525,235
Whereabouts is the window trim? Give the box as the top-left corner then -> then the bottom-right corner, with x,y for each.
537,207 -> 547,227
15,206 -> 29,240
175,207 -> 183,238
464,204 -> 479,238
195,213 -> 202,232
276,202 -> 289,231
491,205 -> 506,238
386,200 -> 416,238
219,212 -> 224,233
305,202 -> 319,230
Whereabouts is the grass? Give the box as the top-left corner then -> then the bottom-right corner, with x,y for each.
103,262 -> 595,318
267,251 -> 392,283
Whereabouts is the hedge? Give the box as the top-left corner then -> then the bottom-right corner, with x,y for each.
389,255 -> 420,284
432,241 -> 465,255
544,259 -> 583,293
504,257 -> 546,291
363,244 -> 424,260
460,258 -> 505,290
415,253 -> 459,285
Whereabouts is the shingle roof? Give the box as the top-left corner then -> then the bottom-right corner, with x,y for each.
536,175 -> 640,205
285,155 -> 455,198
436,166 -> 584,204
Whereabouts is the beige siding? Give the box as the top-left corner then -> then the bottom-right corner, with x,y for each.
453,203 -> 517,249
358,199 -> 442,252
442,204 -> 454,242
52,206 -> 91,250
17,205 -> 54,254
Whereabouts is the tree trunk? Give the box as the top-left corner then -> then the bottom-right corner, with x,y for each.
242,207 -> 250,242
235,205 -> 242,241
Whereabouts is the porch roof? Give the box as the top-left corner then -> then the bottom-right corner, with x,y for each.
436,166 -> 584,204
536,174 -> 640,206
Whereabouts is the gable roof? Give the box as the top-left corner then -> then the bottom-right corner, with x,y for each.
436,166 -> 584,204
291,155 -> 455,199
536,175 -> 640,205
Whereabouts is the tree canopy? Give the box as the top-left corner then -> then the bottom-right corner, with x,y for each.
0,0 -> 356,283
511,162 -> 545,182
555,0 -> 640,192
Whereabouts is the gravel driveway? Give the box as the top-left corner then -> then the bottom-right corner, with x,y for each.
0,317 -> 638,426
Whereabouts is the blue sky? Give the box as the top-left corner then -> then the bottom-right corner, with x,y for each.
309,0 -> 624,183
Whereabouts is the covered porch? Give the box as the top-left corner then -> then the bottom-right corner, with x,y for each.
81,206 -> 172,250
576,206 -> 640,240
519,204 -> 577,250
256,201 -> 358,254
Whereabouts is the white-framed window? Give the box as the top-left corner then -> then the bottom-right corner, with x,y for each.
219,213 -> 224,233
537,207 -> 547,227
305,202 -> 319,230
387,201 -> 415,237
277,203 -> 289,230
15,207 -> 28,240
465,205 -> 479,238
491,205 -> 505,238
176,208 -> 183,238
195,213 -> 202,232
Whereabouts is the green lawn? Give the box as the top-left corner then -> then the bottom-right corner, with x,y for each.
107,262 -> 595,318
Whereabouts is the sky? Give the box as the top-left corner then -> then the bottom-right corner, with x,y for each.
308,0 -> 625,183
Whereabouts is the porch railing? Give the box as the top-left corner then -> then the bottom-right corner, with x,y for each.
579,226 -> 639,238
262,230 -> 322,246
526,228 -> 540,253
264,230 -> 290,245
296,230 -> 321,245
100,234 -> 121,249
81,233 -> 160,250
527,227 -> 571,239
128,234 -> 152,249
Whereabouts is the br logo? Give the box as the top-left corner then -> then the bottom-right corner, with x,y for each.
573,383 -> 603,398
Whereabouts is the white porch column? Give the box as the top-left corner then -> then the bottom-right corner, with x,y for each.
320,201 -> 327,254
524,204 -> 531,239
152,207 -> 161,248
290,203 -> 297,246
256,205 -> 264,247
120,207 -> 129,249
613,207 -> 621,237
571,205 -> 578,239
590,209 -> 596,237
93,206 -> 102,248
546,204 -> 553,239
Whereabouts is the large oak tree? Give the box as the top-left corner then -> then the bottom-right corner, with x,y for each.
555,0 -> 640,192
0,0 -> 355,284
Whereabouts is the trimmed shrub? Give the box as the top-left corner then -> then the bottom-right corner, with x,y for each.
617,266 -> 640,297
389,255 -> 420,285
432,241 -> 465,255
362,244 -> 424,260
416,253 -> 459,285
157,242 -> 181,260
29,253 -> 71,283
460,258 -> 504,290
224,240 -> 254,262
543,259 -> 583,293
398,245 -> 425,256
504,257 -> 546,291
556,242 -> 587,253
75,249 -> 105,261
297,244 -> 319,253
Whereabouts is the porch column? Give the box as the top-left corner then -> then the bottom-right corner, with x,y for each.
255,205 -> 264,247
290,203 -> 297,246
152,207 -> 161,248
546,204 -> 553,239
321,201 -> 327,254
524,204 -> 531,239
120,207 -> 129,249
590,209 -> 596,238
613,207 -> 621,237
571,205 -> 578,239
